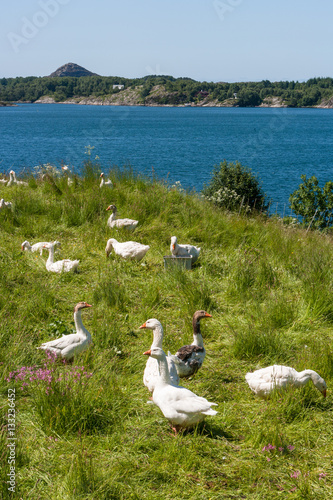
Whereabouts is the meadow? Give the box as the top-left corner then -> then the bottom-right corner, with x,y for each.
1,162 -> 333,499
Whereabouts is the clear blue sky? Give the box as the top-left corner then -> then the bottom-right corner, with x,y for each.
1,0 -> 333,82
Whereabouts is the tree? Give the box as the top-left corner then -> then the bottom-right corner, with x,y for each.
289,175 -> 333,229
202,160 -> 269,213
236,90 -> 262,107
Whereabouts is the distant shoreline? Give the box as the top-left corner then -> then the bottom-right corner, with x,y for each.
2,71 -> 333,109
26,95 -> 332,109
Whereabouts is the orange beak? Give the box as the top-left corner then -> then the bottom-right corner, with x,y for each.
322,389 -> 327,398
143,349 -> 151,356
139,322 -> 147,329
172,244 -> 175,250
205,313 -> 212,318
85,303 -> 93,308
106,206 -> 111,211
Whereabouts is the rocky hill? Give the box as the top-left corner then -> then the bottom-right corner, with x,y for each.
48,63 -> 98,78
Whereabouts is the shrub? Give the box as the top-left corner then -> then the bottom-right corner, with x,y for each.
202,160 -> 269,212
289,174 -> 333,229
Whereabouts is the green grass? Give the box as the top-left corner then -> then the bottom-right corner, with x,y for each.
1,165 -> 333,499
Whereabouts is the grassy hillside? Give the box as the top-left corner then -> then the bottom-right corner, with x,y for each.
1,164 -> 333,499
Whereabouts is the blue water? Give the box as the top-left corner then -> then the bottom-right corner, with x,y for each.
1,103 -> 333,212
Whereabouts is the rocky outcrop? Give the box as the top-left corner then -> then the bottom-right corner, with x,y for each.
48,63 -> 98,78
260,97 -> 287,108
316,97 -> 333,108
35,96 -> 56,103
63,86 -> 144,106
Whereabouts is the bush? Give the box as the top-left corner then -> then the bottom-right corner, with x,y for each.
202,160 -> 269,212
289,174 -> 333,229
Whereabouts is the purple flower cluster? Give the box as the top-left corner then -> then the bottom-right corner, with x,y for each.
262,443 -> 276,452
262,443 -> 296,462
262,443 -> 295,453
6,352 -> 92,393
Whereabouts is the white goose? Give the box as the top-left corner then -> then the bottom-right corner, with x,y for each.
169,310 -> 212,378
245,365 -> 327,398
170,236 -> 201,264
0,198 -> 12,209
105,238 -> 149,261
143,346 -> 218,433
7,170 -> 28,186
106,204 -> 138,230
100,172 -> 113,188
43,242 -> 79,273
139,318 -> 179,392
22,240 -> 61,256
37,301 -> 92,360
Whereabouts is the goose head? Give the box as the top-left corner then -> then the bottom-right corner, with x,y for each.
312,372 -> 327,397
139,318 -> 163,331
21,240 -> 30,251
194,310 -> 212,321
74,301 -> 92,313
139,318 -> 164,348
106,204 -> 117,213
105,238 -> 118,257
170,236 -> 177,250
143,346 -> 165,359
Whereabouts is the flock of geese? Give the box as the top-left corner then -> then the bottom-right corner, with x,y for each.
3,169 -> 328,433
36,301 -> 327,433
0,170 -> 27,209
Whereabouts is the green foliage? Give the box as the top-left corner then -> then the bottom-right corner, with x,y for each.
1,74 -> 333,107
232,325 -> 291,362
236,89 -> 262,107
202,160 -> 269,212
289,174 -> 333,229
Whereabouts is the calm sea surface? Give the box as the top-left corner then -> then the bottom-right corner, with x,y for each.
1,103 -> 333,212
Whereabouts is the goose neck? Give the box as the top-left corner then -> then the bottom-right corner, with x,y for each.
294,369 -> 314,387
47,245 -> 55,264
192,332 -> 204,347
156,355 -> 172,385
192,318 -> 204,347
74,310 -> 90,339
151,325 -> 164,349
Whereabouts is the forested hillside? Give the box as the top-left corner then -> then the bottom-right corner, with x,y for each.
1,74 -> 333,107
